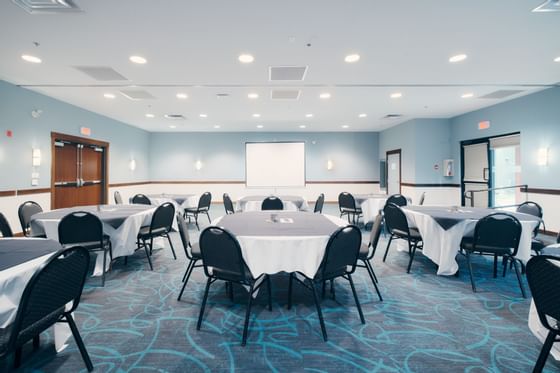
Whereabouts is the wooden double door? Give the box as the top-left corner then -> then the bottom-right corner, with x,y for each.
51,132 -> 109,209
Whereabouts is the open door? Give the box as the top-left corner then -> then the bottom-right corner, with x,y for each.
386,149 -> 401,195
461,141 -> 490,207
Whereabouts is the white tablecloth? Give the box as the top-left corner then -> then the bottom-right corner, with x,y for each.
235,196 -> 309,212
402,207 -> 540,275
148,194 -> 199,210
213,213 -> 346,278
357,196 -> 387,224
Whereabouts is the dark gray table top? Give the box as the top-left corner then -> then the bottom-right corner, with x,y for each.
217,211 -> 340,236
0,238 -> 61,271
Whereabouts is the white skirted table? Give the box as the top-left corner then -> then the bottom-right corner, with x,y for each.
146,193 -> 199,210
235,195 -> 309,213
354,194 -> 388,224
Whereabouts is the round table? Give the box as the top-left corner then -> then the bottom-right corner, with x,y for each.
146,193 -> 199,210
213,211 -> 346,278
235,195 -> 309,212
354,194 -> 388,224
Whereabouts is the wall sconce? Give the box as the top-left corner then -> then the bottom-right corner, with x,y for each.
195,160 -> 203,171
326,159 -> 334,171
129,159 -> 137,171
32,148 -> 41,167
537,147 -> 549,166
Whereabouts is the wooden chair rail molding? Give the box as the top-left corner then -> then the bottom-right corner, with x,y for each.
109,180 -> 380,187
0,187 -> 51,197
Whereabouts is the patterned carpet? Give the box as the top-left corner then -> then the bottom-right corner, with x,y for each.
13,205 -> 560,372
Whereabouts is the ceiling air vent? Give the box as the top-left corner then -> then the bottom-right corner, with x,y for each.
12,0 -> 82,13
119,90 -> 156,100
74,66 -> 128,81
164,114 -> 186,120
479,90 -> 524,99
270,90 -> 301,100
382,114 -> 403,119
269,66 -> 308,81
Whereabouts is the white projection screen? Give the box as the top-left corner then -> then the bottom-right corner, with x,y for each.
245,142 -> 306,187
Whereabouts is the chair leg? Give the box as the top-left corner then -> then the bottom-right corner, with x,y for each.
465,251 -> 477,292
382,236 -> 394,262
533,330 -> 556,373
166,233 -> 177,260
330,279 -> 335,300
143,239 -> 153,270
365,260 -> 383,301
197,278 -> 212,330
287,273 -> 293,309
66,314 -> 94,372
310,281 -> 328,342
182,259 -> 194,282
14,347 -> 22,368
33,335 -> 40,350
493,254 -> 498,278
101,249 -> 107,287
511,258 -> 527,298
406,240 -> 418,274
348,274 -> 365,324
195,213 -> 200,231
266,276 -> 272,311
241,284 -> 255,346
321,280 -> 326,299
177,260 -> 197,301
228,281 -> 234,301
205,211 -> 211,224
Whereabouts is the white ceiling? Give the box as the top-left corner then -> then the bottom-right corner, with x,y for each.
0,0 -> 559,132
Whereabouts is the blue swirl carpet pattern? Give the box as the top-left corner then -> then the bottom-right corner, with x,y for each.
15,205 -> 560,372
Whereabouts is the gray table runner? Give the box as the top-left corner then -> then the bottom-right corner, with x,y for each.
237,195 -> 306,210
0,238 -> 61,271
404,206 -> 541,230
217,211 -> 340,236
147,194 -> 194,205
31,205 -> 153,229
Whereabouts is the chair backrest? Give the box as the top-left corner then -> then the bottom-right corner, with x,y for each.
316,225 -> 362,280
366,214 -> 384,258
58,211 -> 104,246
0,212 -> 13,237
418,192 -> 426,206
150,202 -> 175,234
338,192 -> 357,212
516,201 -> 543,218
383,203 -> 410,236
131,194 -> 151,205
199,226 -> 252,283
198,192 -> 212,211
386,194 -> 408,207
262,196 -> 283,210
176,213 -> 193,259
472,213 -> 522,255
18,201 -> 43,236
114,191 -> 123,205
8,246 -> 90,350
526,255 -> 560,332
314,193 -> 325,213
223,193 -> 235,214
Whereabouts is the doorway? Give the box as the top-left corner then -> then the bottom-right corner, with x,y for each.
51,132 -> 109,209
386,149 -> 401,195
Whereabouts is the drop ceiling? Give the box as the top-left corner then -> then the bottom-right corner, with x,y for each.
0,0 -> 558,132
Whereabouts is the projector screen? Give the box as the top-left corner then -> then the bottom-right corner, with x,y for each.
245,142 -> 306,187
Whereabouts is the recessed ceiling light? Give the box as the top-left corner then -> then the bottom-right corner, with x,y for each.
554,56 -> 560,62
103,93 -> 116,99
252,113 -> 261,118
129,55 -> 147,64
359,113 -> 367,118
238,54 -> 254,63
21,54 -> 41,63
256,125 -> 264,129
305,113 -> 314,118
319,93 -> 331,99
169,125 -> 176,129
199,113 -> 208,118
299,125 -> 307,129
214,125 -> 221,129
449,54 -> 467,63
176,93 -> 188,99
390,92 -> 402,99
461,93 -> 474,99
344,54 -> 361,63
341,125 -> 349,129
248,93 -> 259,99
145,113 -> 155,118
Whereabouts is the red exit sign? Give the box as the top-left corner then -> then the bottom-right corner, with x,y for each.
80,127 -> 91,136
478,121 -> 490,130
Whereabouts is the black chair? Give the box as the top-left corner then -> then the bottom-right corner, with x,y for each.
0,212 -> 13,237
526,255 -> 560,373
460,213 -> 525,297
137,202 -> 177,270
386,194 -> 408,207
516,201 -> 546,255
382,203 -> 423,273
197,226 -> 271,346
184,192 -> 212,231
176,214 -> 202,301
223,193 -> 235,215
314,193 -> 325,214
261,196 -> 283,210
418,192 -> 426,206
356,214 -> 383,301
114,191 -> 123,205
288,225 -> 364,342
0,246 -> 93,371
131,194 -> 151,205
58,211 -> 113,287
18,201 -> 43,237
338,192 -> 362,224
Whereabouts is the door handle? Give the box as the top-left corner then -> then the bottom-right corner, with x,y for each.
483,167 -> 489,181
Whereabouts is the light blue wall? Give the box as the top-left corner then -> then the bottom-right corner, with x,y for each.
0,80 -> 150,190
149,132 -> 379,181
378,120 -> 416,183
413,119 -> 453,184
450,87 -> 560,188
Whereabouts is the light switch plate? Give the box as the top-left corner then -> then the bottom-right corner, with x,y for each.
31,179 -> 39,186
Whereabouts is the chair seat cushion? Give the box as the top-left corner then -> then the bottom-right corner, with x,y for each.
190,242 -> 201,258
63,235 -> 110,251
461,241 -> 513,255
138,226 -> 168,239
392,227 -> 421,240
358,243 -> 370,259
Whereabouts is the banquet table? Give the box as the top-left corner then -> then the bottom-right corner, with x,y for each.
401,206 -> 541,275
145,193 -> 199,210
213,211 -> 346,278
235,195 -> 309,212
354,194 -> 388,224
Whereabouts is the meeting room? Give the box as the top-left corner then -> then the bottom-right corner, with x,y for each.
0,1 -> 560,372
